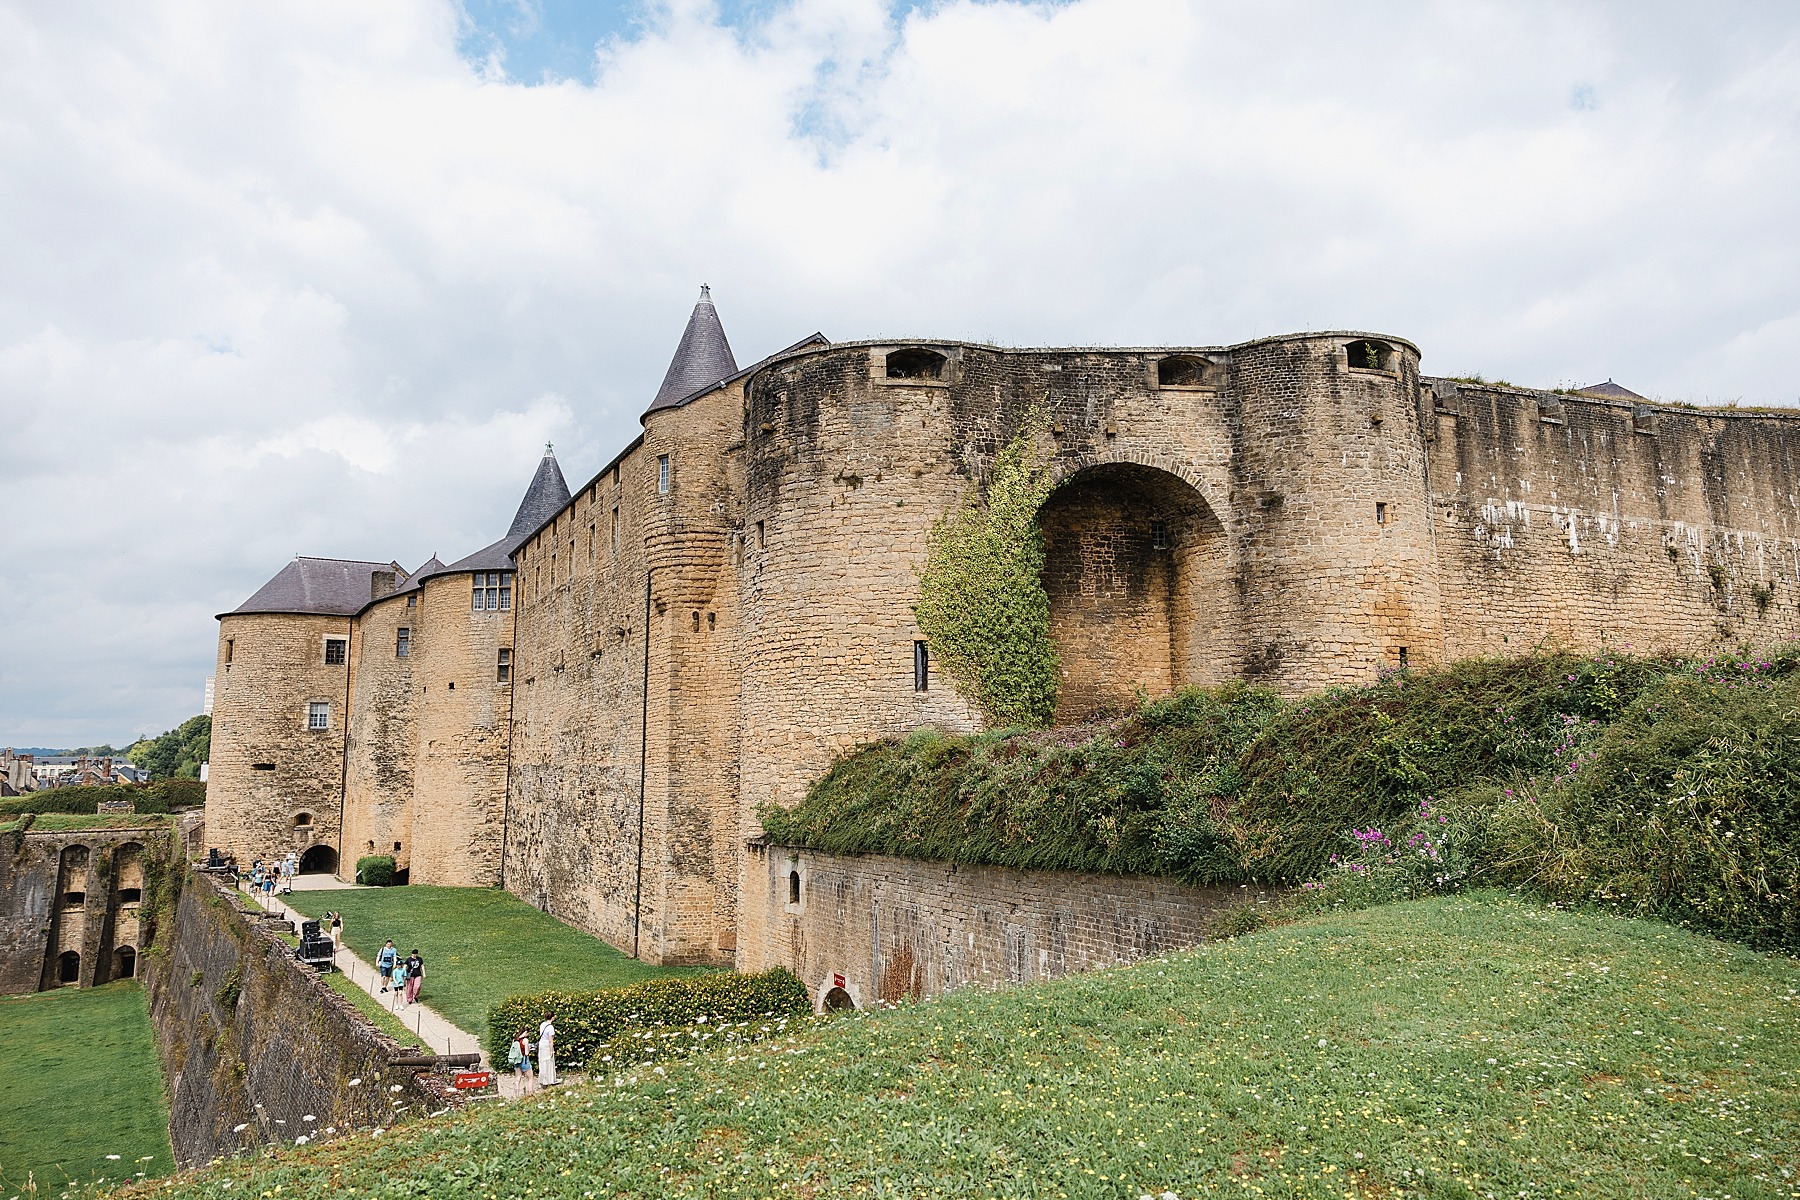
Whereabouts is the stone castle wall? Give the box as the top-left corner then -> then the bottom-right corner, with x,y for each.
341,591 -> 417,876
0,824 -> 158,994
142,872 -> 449,1169
753,846 -> 1265,1005
209,613 -> 352,867
209,326 -> 1800,980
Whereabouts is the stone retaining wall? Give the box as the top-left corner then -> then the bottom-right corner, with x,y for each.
757,846 -> 1270,1009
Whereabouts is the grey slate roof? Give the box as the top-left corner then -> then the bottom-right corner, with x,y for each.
395,555 -> 446,596
226,556 -> 405,618
505,446 -> 572,544
645,286 -> 738,416
1578,379 -> 1649,402
441,536 -> 516,576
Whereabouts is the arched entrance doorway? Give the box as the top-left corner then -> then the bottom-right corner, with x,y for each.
114,946 -> 137,978
821,986 -> 855,1012
57,951 -> 81,985
1038,463 -> 1233,722
298,845 -> 339,875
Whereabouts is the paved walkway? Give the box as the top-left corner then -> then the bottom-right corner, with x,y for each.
241,879 -> 548,1099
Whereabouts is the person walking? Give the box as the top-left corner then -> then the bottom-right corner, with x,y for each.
508,1028 -> 536,1092
402,950 -> 423,1006
376,940 -> 398,993
537,1013 -> 558,1087
329,911 -> 343,951
391,955 -> 411,1008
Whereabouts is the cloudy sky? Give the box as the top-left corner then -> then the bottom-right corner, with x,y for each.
3,0 -> 1798,746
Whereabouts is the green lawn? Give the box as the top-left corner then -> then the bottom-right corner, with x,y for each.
134,891 -> 1800,1199
0,983 -> 172,1193
285,886 -> 708,1038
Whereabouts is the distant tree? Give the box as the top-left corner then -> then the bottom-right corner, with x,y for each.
125,715 -> 211,780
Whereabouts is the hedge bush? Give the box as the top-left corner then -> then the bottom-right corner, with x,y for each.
0,779 -> 203,817
354,855 -> 398,887
486,967 -> 811,1067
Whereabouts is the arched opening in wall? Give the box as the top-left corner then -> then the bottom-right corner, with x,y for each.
114,947 -> 137,978
787,870 -> 801,906
119,888 -> 142,905
57,951 -> 80,985
822,986 -> 855,1012
294,812 -> 313,830
1345,339 -> 1395,372
61,891 -> 85,909
298,845 -> 339,875
1037,463 -> 1234,723
884,348 -> 946,380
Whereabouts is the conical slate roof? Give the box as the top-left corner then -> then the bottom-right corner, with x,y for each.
645,286 -> 738,416
395,554 -> 446,595
506,445 -> 572,544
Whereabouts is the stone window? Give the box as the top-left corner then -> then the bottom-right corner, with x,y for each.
756,520 -> 766,549
224,639 -> 234,665
62,890 -> 85,909
657,454 -> 671,494
914,641 -> 929,691
885,347 -> 947,380
1150,520 -> 1169,549
497,648 -> 512,683
1346,339 -> 1396,372
472,572 -> 514,611
119,888 -> 141,906
294,812 -> 312,829
324,638 -> 347,666
396,627 -> 410,658
252,763 -> 276,771
788,870 -> 801,906
1397,646 -> 1410,668
407,594 -> 416,608
611,507 -> 620,555
308,702 -> 329,730
1154,355 -> 1221,388
1375,502 -> 1388,525
589,524 -> 595,561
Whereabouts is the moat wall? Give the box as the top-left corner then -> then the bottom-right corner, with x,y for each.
0,823 -> 164,994
142,873 -> 448,1169
755,846 -> 1270,1008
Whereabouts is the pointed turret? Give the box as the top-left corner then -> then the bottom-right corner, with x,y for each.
506,444 -> 572,545
646,285 -> 738,416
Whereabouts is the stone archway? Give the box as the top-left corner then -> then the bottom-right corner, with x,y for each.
299,844 -> 339,875
1038,462 -> 1234,722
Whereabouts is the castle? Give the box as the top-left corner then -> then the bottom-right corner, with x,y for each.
209,288 -> 1800,967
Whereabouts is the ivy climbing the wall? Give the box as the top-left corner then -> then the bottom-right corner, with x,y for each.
914,403 -> 1062,728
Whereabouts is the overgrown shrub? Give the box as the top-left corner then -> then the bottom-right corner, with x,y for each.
485,968 -> 811,1067
765,648 -> 1800,952
0,778 -> 203,817
1487,656 -> 1800,951
354,855 -> 398,887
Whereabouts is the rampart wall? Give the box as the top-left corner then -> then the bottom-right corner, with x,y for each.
751,846 -> 1267,1006
0,824 -> 161,994
142,873 -> 449,1169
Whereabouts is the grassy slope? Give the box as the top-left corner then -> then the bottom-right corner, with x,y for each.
138,893 -> 1798,1200
284,886 -> 708,1037
0,983 -> 172,1192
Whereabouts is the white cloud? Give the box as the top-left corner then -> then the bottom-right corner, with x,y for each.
2,0 -> 1798,741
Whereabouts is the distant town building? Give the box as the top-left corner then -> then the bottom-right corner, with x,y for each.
1,749 -> 36,797
30,756 -> 143,789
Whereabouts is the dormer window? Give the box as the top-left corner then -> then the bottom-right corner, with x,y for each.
885,348 -> 947,380
472,572 -> 513,612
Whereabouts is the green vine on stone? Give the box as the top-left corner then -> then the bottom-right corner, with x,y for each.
915,401 -> 1061,728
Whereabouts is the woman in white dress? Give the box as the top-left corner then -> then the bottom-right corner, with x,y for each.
537,1014 -> 557,1086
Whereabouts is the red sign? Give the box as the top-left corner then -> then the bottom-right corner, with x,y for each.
832,972 -> 845,989
452,1071 -> 493,1090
